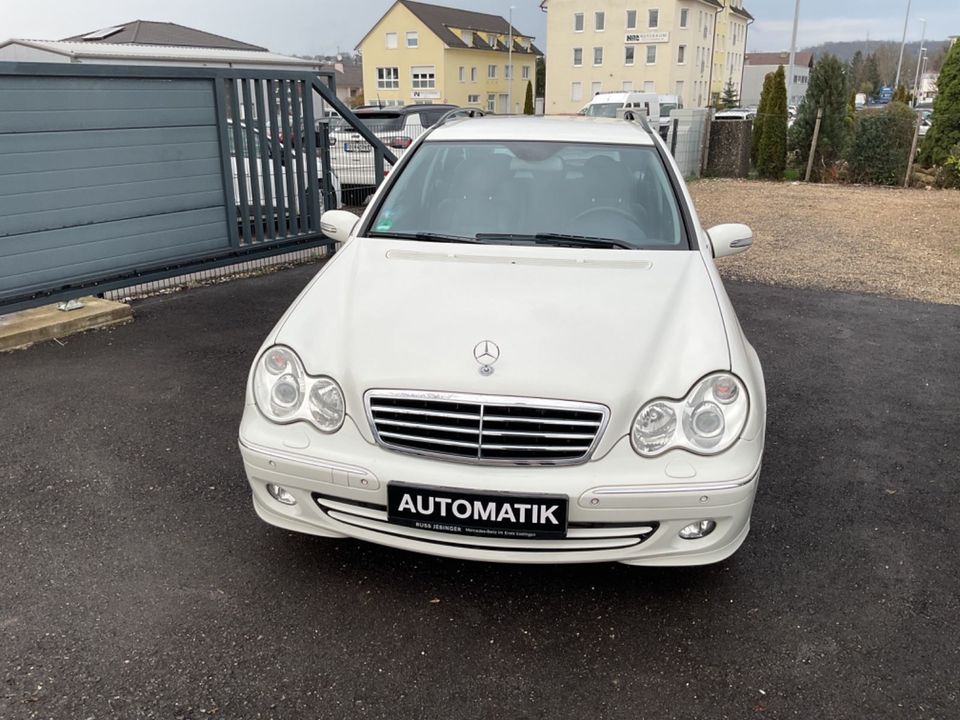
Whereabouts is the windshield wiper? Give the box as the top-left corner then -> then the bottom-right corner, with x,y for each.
474,233 -> 635,250
370,231 -> 482,244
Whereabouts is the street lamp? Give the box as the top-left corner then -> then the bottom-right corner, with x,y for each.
895,0 -> 912,89
508,5 -> 515,114
912,18 -> 927,107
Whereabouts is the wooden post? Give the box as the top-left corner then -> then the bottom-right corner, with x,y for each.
804,107 -> 823,182
903,109 -> 923,188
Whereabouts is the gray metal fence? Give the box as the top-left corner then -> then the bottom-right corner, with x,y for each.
0,62 -> 393,313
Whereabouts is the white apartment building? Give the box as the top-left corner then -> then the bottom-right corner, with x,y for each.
543,0 -> 750,114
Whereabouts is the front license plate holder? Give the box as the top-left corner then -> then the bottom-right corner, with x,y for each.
387,483 -> 568,539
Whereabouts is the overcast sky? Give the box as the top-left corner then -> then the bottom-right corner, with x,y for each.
3,0 -> 956,55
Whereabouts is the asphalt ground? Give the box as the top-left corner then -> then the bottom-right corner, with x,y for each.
1,264 -> 958,720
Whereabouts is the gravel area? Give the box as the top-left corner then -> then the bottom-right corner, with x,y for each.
691,179 -> 960,305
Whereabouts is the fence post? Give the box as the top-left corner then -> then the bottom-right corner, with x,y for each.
670,117 -> 679,155
903,109 -> 923,188
804,107 -> 823,182
699,108 -> 714,177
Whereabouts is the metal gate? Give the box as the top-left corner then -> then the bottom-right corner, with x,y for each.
0,62 -> 393,313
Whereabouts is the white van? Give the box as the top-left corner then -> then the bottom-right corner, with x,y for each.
580,92 -> 660,121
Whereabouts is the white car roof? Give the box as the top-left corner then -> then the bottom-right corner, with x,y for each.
425,116 -> 656,146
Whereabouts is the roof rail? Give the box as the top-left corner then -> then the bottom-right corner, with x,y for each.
435,107 -> 486,128
620,109 -> 655,136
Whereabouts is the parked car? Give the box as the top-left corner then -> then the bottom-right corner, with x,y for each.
918,110 -> 932,138
239,114 -> 766,566
227,119 -> 342,216
328,104 -> 459,203
580,92 -> 660,122
714,108 -> 756,121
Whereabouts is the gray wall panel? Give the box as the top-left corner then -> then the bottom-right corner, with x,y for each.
0,208 -> 229,294
0,73 -> 232,304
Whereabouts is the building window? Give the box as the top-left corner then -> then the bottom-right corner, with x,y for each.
677,45 -> 686,64
468,94 -> 480,103
675,80 -> 684,101
593,47 -> 603,65
458,66 -> 465,82
626,10 -> 637,29
574,12 -> 584,32
385,32 -> 397,49
644,80 -> 655,93
595,11 -> 605,31
571,81 -> 583,101
488,93 -> 497,111
471,66 -> 477,82
573,47 -> 583,66
406,31 -> 418,48
648,9 -> 659,28
591,81 -> 602,96
646,45 -> 657,64
463,30 -> 473,45
411,65 -> 435,89
376,67 -> 399,89
680,9 -> 688,28
505,64 -> 513,79
622,80 -> 633,92
488,64 -> 497,78
625,46 -> 635,65
522,65 -> 530,80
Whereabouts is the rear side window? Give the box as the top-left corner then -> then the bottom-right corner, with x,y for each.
355,113 -> 404,132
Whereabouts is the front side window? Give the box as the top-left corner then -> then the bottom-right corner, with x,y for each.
369,141 -> 686,250
377,66 -> 400,89
595,11 -> 605,31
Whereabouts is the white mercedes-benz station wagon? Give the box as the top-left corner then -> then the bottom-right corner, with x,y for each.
238,114 -> 766,566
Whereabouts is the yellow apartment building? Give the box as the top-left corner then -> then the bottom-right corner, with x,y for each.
543,0 -> 752,114
356,0 -> 542,113
710,0 -> 752,103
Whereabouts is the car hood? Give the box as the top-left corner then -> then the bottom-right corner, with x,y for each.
276,238 -> 730,442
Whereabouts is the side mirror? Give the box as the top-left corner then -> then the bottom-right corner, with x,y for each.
707,223 -> 753,258
320,210 -> 360,243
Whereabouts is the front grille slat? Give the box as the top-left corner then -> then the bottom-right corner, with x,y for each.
367,391 -> 608,466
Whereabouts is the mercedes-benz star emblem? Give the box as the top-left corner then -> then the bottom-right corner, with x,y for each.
473,340 -> 500,376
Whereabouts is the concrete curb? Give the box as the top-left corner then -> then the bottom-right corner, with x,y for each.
0,297 -> 133,352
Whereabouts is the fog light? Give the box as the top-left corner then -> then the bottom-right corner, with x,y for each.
266,483 -> 297,506
679,520 -> 716,539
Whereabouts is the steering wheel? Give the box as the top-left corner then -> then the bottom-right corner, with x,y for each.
572,205 -> 645,225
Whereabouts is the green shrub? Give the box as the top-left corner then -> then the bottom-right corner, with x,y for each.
844,102 -> 916,185
919,40 -> 960,167
757,66 -> 788,180
523,81 -> 534,115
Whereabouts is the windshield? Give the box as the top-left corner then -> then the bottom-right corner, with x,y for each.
582,103 -> 623,118
659,102 -> 678,116
368,141 -> 686,249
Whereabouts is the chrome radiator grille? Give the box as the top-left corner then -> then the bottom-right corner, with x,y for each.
365,391 -> 608,465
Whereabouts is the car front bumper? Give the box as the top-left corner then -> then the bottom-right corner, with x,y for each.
238,405 -> 762,566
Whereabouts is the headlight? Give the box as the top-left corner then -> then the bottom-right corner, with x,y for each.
631,373 -> 748,457
252,345 -> 345,433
